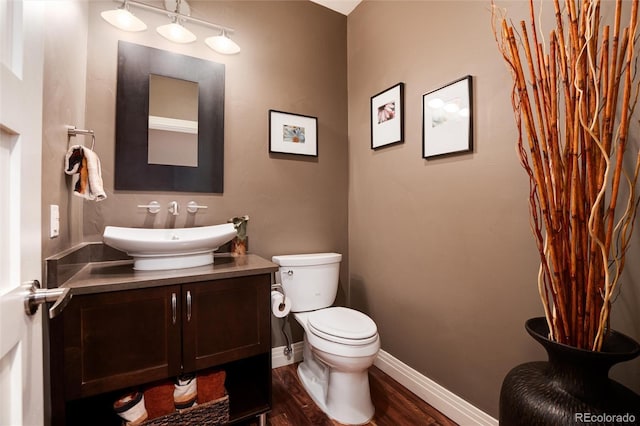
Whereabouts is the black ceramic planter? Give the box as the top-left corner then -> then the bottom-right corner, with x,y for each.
500,317 -> 640,426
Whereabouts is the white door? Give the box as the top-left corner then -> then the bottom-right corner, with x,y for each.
0,1 -> 45,425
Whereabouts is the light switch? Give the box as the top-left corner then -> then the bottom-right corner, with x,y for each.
50,205 -> 59,238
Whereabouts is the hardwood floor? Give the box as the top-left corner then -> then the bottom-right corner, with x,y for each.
240,363 -> 457,426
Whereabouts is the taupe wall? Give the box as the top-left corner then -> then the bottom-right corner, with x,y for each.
347,0 -> 640,417
42,0 -> 88,263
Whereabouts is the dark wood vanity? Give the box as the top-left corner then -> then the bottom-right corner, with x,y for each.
47,246 -> 277,426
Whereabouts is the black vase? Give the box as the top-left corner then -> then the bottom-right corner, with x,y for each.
500,317 -> 640,426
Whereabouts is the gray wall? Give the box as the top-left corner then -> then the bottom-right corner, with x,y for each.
347,0 -> 640,417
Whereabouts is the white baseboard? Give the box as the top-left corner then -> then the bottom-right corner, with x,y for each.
271,345 -> 497,426
374,350 -> 498,426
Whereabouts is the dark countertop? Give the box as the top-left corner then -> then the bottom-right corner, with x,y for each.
58,253 -> 279,295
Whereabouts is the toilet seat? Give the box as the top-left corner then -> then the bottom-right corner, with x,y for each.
308,307 -> 378,345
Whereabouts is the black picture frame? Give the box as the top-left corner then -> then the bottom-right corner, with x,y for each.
422,75 -> 473,159
269,110 -> 318,157
370,82 -> 404,150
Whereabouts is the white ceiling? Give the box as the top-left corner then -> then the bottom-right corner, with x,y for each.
310,0 -> 361,15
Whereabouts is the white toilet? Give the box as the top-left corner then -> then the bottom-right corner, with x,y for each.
272,253 -> 380,425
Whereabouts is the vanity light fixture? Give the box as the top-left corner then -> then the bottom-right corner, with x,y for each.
100,1 -> 147,32
156,19 -> 197,43
155,0 -> 196,43
205,30 -> 241,55
101,0 -> 240,54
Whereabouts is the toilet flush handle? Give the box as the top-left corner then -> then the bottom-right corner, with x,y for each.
286,270 -> 293,276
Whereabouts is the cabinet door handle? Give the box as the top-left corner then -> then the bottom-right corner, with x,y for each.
171,293 -> 177,325
186,290 -> 192,322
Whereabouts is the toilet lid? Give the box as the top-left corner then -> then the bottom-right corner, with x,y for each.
308,307 -> 378,345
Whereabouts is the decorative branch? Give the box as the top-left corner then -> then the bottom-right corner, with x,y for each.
492,0 -> 640,350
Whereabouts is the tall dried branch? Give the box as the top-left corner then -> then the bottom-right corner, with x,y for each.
492,0 -> 640,350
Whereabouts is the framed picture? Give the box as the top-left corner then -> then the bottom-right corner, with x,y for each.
269,110 -> 318,157
422,75 -> 473,159
370,82 -> 404,149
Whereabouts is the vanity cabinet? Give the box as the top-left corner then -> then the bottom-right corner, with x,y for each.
62,285 -> 182,399
183,276 -> 270,372
50,272 -> 272,425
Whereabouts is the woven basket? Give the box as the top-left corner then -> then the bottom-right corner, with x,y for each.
142,393 -> 229,426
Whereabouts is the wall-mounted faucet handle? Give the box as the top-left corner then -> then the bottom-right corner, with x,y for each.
186,201 -> 208,214
168,201 -> 179,216
137,201 -> 161,214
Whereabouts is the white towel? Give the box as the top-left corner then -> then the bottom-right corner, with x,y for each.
83,147 -> 107,201
64,145 -> 107,201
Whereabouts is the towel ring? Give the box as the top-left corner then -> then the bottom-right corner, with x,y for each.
67,126 -> 96,150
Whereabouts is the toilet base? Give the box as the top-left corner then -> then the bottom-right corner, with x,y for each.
297,355 -> 375,425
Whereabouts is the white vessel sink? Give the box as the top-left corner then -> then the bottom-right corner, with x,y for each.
103,224 -> 237,271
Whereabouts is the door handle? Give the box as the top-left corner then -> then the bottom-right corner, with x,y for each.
24,280 -> 72,319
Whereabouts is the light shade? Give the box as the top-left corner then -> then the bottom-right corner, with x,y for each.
205,33 -> 241,55
101,8 -> 147,32
156,22 -> 197,43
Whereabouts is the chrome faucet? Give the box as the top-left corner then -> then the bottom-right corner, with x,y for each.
168,201 -> 179,216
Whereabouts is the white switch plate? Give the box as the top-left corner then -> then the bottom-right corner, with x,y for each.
50,204 -> 59,238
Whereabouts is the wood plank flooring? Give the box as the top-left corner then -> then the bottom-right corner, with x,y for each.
239,363 -> 457,426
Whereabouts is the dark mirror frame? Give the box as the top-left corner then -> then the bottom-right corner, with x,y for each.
115,41 -> 225,193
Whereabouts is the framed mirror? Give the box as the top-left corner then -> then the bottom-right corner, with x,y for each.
115,41 -> 225,192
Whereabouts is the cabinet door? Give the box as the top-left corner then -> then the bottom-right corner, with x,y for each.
182,275 -> 271,372
63,286 -> 182,399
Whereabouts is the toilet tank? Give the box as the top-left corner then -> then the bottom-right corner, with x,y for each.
272,253 -> 342,312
